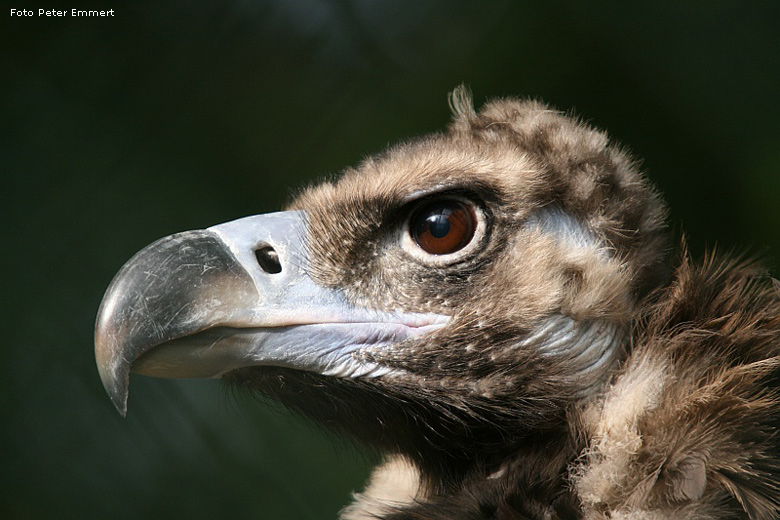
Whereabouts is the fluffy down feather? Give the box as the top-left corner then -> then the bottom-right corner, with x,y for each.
573,251 -> 780,519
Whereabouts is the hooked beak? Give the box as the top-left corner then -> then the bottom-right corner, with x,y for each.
95,211 -> 447,416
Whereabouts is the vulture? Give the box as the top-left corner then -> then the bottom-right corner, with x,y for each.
95,88 -> 780,519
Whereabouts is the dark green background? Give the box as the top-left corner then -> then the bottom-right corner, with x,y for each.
4,2 -> 779,518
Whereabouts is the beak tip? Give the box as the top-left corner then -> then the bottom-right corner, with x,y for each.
113,397 -> 128,418
104,379 -> 129,417
99,369 -> 130,417
95,311 -> 131,416
96,348 -> 130,417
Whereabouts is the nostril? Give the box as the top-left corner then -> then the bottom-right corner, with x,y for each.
255,246 -> 282,274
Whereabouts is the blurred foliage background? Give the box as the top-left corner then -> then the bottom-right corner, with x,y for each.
3,1 -> 779,518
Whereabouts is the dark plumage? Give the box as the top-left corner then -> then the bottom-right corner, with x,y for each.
95,88 -> 780,519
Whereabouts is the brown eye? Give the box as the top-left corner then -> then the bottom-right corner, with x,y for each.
411,200 -> 477,255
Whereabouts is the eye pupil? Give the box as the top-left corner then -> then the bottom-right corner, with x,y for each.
427,212 -> 451,238
410,200 -> 476,255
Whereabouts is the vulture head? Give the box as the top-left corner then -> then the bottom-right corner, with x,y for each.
96,89 -> 780,519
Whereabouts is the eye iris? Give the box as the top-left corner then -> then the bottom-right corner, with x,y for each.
412,201 -> 476,255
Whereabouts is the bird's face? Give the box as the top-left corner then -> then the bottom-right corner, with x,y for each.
96,92 -> 667,471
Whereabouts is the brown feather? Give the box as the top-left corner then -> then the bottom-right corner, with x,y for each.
574,249 -> 780,519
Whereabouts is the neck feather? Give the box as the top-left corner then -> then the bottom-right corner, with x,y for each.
517,314 -> 624,395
